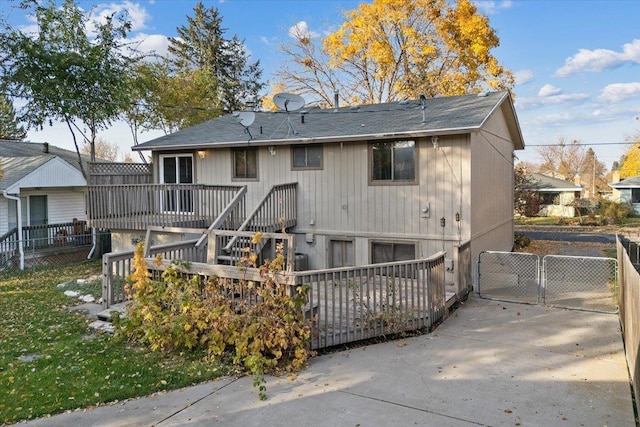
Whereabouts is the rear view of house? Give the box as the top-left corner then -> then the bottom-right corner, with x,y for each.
89,91 -> 524,295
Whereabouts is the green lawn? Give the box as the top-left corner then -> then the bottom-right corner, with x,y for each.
0,261 -> 228,424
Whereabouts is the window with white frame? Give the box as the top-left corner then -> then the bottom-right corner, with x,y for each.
160,154 -> 194,213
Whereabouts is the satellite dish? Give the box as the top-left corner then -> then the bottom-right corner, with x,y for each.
237,111 -> 255,127
273,93 -> 305,112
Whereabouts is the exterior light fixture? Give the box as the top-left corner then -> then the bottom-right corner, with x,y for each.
197,150 -> 206,159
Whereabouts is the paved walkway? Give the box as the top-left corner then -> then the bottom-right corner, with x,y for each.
20,295 -> 635,426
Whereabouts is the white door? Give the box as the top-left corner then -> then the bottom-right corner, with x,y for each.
160,155 -> 194,213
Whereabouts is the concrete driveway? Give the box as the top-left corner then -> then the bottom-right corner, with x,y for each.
19,294 -> 635,427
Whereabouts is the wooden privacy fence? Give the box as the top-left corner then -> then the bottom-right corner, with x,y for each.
617,235 -> 640,408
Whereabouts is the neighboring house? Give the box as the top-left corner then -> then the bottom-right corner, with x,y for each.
89,91 -> 524,288
0,140 -> 93,268
610,174 -> 640,215
528,172 -> 582,217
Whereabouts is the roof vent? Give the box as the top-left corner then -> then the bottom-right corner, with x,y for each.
477,91 -> 489,97
42,142 -> 49,153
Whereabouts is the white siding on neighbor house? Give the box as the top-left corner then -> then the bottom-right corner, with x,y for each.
180,134 -> 472,269
0,198 -> 8,235
470,106 -> 517,267
20,188 -> 86,225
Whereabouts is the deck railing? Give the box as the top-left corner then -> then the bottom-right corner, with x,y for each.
102,238 -> 208,307
295,254 -> 446,349
87,184 -> 244,230
0,227 -> 19,268
19,221 -> 91,245
102,232 -> 446,350
222,183 -> 297,256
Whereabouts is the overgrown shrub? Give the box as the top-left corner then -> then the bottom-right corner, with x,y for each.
116,237 -> 312,399
514,233 -> 531,250
598,200 -> 633,224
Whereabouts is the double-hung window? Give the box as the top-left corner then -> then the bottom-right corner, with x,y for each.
371,140 -> 416,183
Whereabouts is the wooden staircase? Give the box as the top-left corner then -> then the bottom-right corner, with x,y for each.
213,183 -> 297,266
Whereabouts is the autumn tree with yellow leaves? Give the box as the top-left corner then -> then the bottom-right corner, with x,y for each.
277,0 -> 513,105
619,133 -> 640,178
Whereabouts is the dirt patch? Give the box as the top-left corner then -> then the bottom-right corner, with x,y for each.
517,240 -> 614,258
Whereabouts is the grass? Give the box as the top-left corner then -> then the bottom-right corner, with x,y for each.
0,260 -> 229,425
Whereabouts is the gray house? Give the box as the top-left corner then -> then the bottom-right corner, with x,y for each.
89,91 -> 524,293
610,174 -> 640,215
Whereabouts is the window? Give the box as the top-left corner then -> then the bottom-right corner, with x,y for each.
632,189 -> 640,203
233,148 -> 258,179
371,140 -> 416,183
540,192 -> 560,205
371,241 -> 416,264
292,145 -> 322,169
328,238 -> 354,268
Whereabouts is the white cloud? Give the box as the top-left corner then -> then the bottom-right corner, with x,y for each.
473,1 -> 513,15
514,69 -> 534,85
127,33 -> 169,58
538,84 -> 562,97
93,1 -> 151,32
288,21 -> 319,40
516,91 -> 589,109
555,39 -> 640,77
598,82 -> 640,102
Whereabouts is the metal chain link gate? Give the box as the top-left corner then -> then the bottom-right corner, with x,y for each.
478,251 -> 618,313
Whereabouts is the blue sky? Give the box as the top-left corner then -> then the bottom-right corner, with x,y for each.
3,0 -> 640,169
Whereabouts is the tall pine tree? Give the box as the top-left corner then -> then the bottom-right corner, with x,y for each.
168,2 -> 264,113
0,93 -> 27,141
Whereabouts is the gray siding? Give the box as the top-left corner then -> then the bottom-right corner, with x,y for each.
470,106 -> 517,266
159,134 -> 473,269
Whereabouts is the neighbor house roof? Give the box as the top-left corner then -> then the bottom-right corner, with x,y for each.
0,140 -> 89,192
528,173 -> 582,192
610,175 -> 640,189
133,91 -> 524,151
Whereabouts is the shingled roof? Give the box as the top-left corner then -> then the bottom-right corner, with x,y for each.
133,91 -> 524,151
529,173 -> 582,192
610,175 -> 640,188
0,140 -> 88,191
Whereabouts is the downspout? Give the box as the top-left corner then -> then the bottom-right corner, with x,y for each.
2,190 -> 24,270
87,227 -> 97,259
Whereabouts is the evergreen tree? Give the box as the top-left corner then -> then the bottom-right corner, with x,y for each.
168,2 -> 264,113
0,93 -> 26,141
